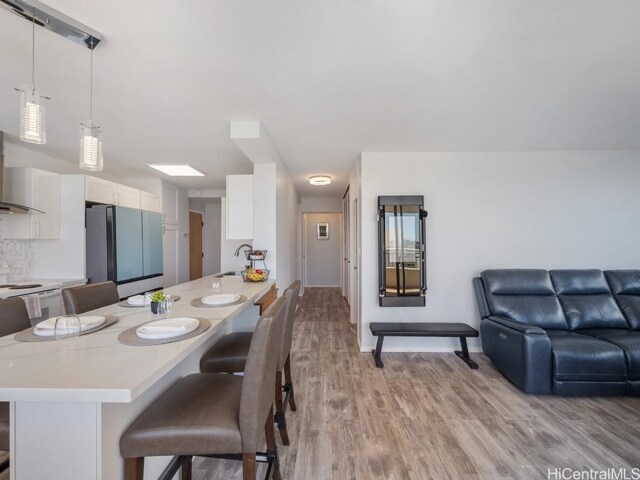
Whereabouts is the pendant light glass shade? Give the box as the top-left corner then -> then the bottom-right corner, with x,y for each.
79,39 -> 103,172
79,123 -> 103,171
19,85 -> 46,144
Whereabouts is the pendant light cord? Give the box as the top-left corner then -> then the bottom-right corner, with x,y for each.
90,39 -> 94,121
31,11 -> 35,86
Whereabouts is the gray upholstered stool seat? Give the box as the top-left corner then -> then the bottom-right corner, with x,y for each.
120,297 -> 287,480
121,373 -> 243,458
200,281 -> 301,446
199,332 -> 252,374
62,281 -> 120,315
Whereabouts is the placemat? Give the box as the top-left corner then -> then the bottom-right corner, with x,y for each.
118,318 -> 211,346
190,295 -> 247,308
118,295 -> 181,308
14,316 -> 119,343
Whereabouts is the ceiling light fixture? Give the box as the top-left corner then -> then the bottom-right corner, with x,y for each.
146,164 -> 206,177
309,175 -> 331,186
15,12 -> 49,144
79,38 -> 103,171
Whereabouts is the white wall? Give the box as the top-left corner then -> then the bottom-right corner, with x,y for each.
358,151 -> 640,352
204,203 -> 222,276
304,213 -> 342,287
253,164 -> 277,278
220,197 -> 252,272
299,196 -> 342,213
275,160 -> 299,291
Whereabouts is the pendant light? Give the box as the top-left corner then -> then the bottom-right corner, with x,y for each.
16,13 -> 48,145
79,39 -> 103,172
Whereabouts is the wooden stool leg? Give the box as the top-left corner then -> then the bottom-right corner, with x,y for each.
265,406 -> 282,480
274,371 -> 290,445
124,457 -> 144,480
284,354 -> 297,412
242,453 -> 256,480
181,455 -> 193,480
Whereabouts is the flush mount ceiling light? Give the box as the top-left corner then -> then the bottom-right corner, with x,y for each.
146,164 -> 206,177
309,175 -> 331,186
79,38 -> 103,172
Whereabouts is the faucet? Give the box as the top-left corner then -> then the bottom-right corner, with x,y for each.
234,244 -> 253,257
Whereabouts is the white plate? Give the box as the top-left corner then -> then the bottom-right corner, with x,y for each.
136,317 -> 200,340
127,295 -> 146,306
201,293 -> 241,306
34,315 -> 106,337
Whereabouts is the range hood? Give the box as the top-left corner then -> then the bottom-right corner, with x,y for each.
0,131 -> 44,214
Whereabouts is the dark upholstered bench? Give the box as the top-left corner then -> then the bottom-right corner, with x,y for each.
369,322 -> 479,369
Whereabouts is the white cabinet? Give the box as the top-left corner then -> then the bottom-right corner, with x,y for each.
141,191 -> 161,213
162,183 -> 179,225
86,176 -> 117,205
226,174 -> 254,239
85,176 -> 159,211
115,184 -> 141,209
2,168 -> 61,239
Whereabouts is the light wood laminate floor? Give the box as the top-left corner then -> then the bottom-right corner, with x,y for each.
2,287 -> 638,479
193,287 -> 640,479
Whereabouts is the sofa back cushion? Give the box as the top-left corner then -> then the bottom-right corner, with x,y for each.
481,269 -> 568,329
605,270 -> 640,330
550,270 -> 629,330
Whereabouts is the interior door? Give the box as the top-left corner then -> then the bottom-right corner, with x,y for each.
343,190 -> 350,302
189,211 -> 203,280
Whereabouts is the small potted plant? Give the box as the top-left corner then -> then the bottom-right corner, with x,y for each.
149,291 -> 166,314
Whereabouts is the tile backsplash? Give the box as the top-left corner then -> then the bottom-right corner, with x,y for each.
0,221 -> 33,281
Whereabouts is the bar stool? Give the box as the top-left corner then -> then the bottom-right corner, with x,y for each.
61,281 -> 120,314
120,296 -> 287,480
200,280 -> 301,445
0,297 -> 32,473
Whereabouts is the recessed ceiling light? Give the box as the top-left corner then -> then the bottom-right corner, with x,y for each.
146,164 -> 206,176
309,175 -> 331,186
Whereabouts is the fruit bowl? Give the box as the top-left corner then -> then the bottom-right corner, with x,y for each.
245,249 -> 268,261
241,269 -> 270,282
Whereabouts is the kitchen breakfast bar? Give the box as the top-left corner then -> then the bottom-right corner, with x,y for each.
0,275 -> 276,480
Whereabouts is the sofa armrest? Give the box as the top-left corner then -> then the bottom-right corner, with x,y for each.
481,318 -> 552,394
487,316 -> 546,335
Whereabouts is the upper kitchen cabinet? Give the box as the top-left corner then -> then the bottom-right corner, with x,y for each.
2,167 -> 61,239
85,176 -> 117,205
226,174 -> 254,239
162,182 -> 179,225
85,176 -> 160,211
116,184 -> 141,209
141,191 -> 161,213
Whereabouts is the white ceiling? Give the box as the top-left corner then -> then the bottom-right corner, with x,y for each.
1,0 -> 639,198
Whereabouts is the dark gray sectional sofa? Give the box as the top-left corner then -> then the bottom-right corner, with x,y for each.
474,269 -> 640,396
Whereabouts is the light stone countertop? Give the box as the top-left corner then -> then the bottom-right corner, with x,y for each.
0,275 -> 274,403
0,278 -> 86,299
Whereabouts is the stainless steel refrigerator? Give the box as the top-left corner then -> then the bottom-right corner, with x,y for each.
85,205 -> 163,284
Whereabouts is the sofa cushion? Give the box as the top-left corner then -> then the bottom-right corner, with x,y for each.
546,330 -> 628,382
550,270 -> 629,330
593,331 -> 640,381
605,270 -> 640,330
481,270 -> 568,330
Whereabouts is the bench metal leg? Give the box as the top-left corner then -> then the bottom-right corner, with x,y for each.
454,337 -> 478,369
371,336 -> 385,368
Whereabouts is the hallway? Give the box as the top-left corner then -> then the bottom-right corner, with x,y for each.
193,287 -> 640,479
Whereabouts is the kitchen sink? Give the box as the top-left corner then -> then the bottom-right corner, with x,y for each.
214,271 -> 243,278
